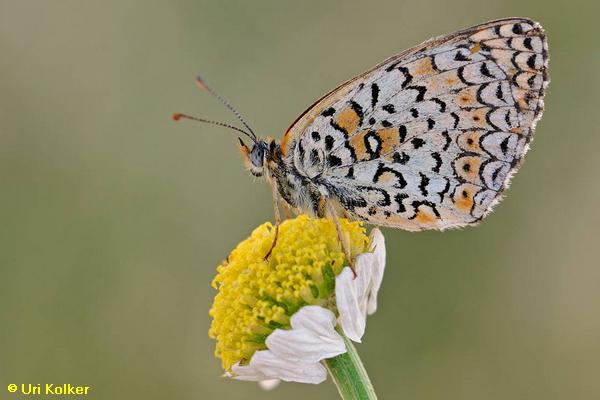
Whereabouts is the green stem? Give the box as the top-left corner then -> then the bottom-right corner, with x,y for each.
325,334 -> 378,400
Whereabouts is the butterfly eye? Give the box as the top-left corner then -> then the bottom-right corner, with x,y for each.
250,144 -> 265,168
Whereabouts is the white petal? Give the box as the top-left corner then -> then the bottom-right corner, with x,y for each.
367,228 -> 386,315
231,353 -> 272,381
231,350 -> 327,384
266,306 -> 345,363
258,379 -> 280,390
335,254 -> 375,342
290,305 -> 338,334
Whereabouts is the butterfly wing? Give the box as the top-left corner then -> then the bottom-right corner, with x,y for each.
282,18 -> 548,230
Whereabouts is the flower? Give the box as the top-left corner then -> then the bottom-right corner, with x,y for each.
209,215 -> 386,385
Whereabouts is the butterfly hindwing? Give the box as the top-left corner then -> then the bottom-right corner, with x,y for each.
282,18 -> 548,230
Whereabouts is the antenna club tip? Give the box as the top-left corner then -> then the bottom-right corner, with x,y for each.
172,113 -> 183,121
195,76 -> 208,90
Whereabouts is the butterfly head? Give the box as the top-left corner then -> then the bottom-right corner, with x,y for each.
239,138 -> 275,177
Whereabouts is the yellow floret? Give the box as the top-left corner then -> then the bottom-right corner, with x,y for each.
209,215 -> 370,371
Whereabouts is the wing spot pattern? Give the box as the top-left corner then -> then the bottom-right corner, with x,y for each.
282,18 -> 548,230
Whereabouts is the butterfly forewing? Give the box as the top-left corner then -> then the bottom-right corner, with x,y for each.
282,18 -> 548,230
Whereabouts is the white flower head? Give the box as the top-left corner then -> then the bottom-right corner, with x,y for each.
209,217 -> 386,386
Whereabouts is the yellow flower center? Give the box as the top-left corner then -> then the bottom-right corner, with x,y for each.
209,215 -> 370,371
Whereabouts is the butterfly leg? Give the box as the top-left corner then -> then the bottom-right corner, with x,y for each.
264,182 -> 282,260
282,202 -> 292,220
326,202 -> 356,277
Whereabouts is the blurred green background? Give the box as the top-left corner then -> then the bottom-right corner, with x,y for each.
1,0 -> 599,399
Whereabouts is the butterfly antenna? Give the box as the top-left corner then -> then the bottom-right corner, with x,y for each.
195,76 -> 257,140
172,112 -> 256,142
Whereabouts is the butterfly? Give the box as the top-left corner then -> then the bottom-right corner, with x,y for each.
174,18 -> 548,256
